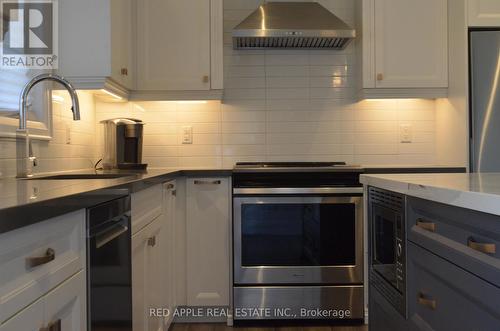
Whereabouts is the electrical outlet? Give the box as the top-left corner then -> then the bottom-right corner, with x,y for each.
399,124 -> 413,143
65,123 -> 71,144
182,126 -> 193,144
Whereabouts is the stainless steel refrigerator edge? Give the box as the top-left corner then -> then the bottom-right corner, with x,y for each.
470,29 -> 500,172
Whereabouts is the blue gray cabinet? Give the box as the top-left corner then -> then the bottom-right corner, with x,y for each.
407,241 -> 500,330
368,189 -> 500,331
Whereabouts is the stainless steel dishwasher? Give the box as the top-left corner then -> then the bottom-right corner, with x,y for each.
87,196 -> 132,331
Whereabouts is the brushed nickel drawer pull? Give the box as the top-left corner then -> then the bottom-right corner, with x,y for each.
418,292 -> 436,310
468,237 -> 496,254
194,180 -> 221,185
416,219 -> 436,232
148,236 -> 156,247
26,248 -> 55,268
48,319 -> 61,331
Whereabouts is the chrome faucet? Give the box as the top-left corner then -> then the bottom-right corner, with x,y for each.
16,74 -> 81,178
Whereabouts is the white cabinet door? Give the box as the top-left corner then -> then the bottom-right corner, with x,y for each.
132,217 -> 163,331
373,0 -> 448,88
111,0 -> 134,89
132,224 -> 149,331
468,0 -> 500,26
162,181 -> 177,329
0,271 -> 85,331
44,271 -> 86,331
59,0 -> 134,91
136,0 -> 211,90
186,178 -> 230,307
146,220 -> 163,331
0,298 -> 44,331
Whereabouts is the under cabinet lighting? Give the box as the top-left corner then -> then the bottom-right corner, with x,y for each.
176,100 -> 208,104
52,94 -> 65,103
101,89 -> 123,100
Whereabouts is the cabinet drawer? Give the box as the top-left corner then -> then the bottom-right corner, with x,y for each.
0,271 -> 86,331
0,210 -> 85,323
131,184 -> 162,235
407,197 -> 500,288
407,242 -> 500,330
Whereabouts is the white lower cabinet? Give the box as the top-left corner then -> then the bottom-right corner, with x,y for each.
132,208 -> 175,331
0,271 -> 86,331
0,298 -> 44,331
162,181 -> 177,328
468,0 -> 500,27
43,271 -> 87,331
186,177 -> 230,307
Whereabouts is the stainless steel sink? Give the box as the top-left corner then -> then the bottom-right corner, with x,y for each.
27,174 -> 137,180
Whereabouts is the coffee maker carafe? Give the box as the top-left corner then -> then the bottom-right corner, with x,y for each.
101,118 -> 147,170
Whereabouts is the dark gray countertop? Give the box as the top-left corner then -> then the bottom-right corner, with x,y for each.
0,168 -> 232,234
0,166 -> 464,234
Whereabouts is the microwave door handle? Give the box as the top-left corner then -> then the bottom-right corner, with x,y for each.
95,222 -> 128,249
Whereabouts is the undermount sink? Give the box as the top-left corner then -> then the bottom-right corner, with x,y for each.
27,174 -> 137,180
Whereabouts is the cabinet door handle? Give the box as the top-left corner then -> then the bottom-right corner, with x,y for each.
26,248 -> 55,268
468,237 -> 496,254
121,68 -> 128,76
166,183 -> 175,189
171,190 -> 177,196
202,75 -> 210,83
417,292 -> 436,310
416,219 -> 436,232
48,319 -> 61,331
376,73 -> 383,81
148,236 -> 156,247
194,180 -> 221,185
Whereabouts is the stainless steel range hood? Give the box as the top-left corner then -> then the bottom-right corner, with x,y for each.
232,2 -> 356,50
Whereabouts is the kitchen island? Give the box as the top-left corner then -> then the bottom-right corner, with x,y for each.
360,173 -> 500,331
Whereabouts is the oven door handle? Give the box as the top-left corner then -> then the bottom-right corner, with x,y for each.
233,187 -> 363,195
94,221 -> 129,249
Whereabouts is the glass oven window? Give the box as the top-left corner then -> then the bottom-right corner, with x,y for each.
240,203 -> 356,267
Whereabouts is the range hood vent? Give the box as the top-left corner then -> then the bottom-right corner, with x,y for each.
232,2 -> 356,50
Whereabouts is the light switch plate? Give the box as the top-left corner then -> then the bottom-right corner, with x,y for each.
399,124 -> 413,143
182,126 -> 193,144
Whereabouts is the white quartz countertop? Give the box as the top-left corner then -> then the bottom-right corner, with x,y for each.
360,173 -> 500,216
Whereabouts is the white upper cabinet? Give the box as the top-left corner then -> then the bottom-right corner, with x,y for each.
110,0 -> 134,89
134,0 -> 223,99
58,0 -> 134,93
468,0 -> 500,27
357,0 -> 448,98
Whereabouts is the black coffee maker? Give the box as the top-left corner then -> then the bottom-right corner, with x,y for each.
101,118 -> 147,170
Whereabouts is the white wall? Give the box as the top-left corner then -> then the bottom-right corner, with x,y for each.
0,91 -> 98,177
95,0 -> 438,168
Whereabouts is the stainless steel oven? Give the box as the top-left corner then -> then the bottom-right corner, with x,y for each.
232,162 -> 365,321
233,190 -> 363,285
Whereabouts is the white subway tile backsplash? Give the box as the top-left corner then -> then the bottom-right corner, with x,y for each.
265,66 -> 309,77
222,133 -> 266,145
221,122 -> 266,133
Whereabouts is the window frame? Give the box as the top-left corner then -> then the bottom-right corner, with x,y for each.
0,88 -> 53,140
